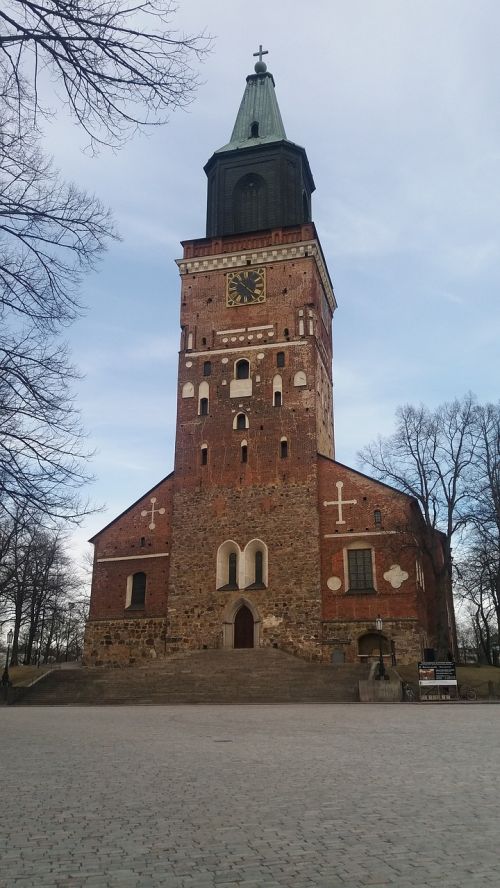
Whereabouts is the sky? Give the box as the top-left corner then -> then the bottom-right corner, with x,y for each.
38,0 -> 500,565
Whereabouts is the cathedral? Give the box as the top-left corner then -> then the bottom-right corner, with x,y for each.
84,53 -> 456,668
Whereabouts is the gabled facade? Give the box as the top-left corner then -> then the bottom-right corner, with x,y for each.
84,56 -> 456,668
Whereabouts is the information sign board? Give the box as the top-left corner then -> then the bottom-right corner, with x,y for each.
418,661 -> 457,686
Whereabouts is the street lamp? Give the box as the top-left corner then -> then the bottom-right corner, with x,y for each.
375,616 -> 388,681
2,628 -> 14,691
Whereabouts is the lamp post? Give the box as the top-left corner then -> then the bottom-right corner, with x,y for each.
2,628 -> 14,692
375,616 -> 387,681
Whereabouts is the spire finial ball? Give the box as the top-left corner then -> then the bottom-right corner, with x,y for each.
254,60 -> 267,74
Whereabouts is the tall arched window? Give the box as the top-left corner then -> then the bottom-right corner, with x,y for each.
198,380 -> 209,415
200,398 -> 209,416
255,551 -> 263,585
236,413 -> 247,430
243,539 -> 268,589
236,359 -> 250,380
228,552 -> 237,587
280,438 -> 288,459
250,121 -> 259,138
274,391 -> 282,407
233,173 -> 267,232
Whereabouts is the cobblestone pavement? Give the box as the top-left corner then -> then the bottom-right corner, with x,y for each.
1,705 -> 498,887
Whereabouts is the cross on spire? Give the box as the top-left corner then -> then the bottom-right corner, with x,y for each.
253,44 -> 269,64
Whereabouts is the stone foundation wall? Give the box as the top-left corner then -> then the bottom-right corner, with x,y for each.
321,618 -> 426,665
84,618 -> 169,667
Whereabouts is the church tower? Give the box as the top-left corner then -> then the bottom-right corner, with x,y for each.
166,51 -> 336,656
85,50 -> 454,669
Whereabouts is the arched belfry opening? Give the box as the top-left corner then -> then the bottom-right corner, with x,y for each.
234,173 -> 267,233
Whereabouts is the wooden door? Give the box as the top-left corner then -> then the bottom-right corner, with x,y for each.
234,605 -> 254,648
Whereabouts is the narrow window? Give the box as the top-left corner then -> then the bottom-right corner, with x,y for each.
187,332 -> 193,350
200,398 -> 209,416
236,359 -> 250,380
201,446 -> 208,465
347,549 -> 374,592
250,121 -> 259,138
374,509 -> 382,527
130,572 -> 146,607
202,337 -> 207,346
241,444 -> 248,463
277,351 -> 285,368
140,537 -> 145,548
203,361 -> 211,377
274,391 -> 282,407
236,413 -> 247,430
280,438 -> 288,459
228,552 -> 237,587
255,550 -> 263,585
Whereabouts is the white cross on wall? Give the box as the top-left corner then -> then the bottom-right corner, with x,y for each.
141,497 -> 165,530
323,481 -> 357,525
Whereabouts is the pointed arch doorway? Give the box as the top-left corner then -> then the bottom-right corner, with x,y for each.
222,597 -> 262,649
234,605 -> 254,648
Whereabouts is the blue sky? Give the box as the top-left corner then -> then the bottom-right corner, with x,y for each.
39,0 -> 500,563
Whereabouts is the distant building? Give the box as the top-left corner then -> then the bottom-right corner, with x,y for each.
84,55 -> 456,667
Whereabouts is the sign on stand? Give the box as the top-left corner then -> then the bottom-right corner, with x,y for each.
418,661 -> 457,701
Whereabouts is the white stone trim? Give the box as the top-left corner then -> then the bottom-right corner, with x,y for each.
247,324 -> 274,331
97,553 -> 169,563
176,240 -> 336,311
216,328 -> 245,335
324,531 -> 397,539
183,340 -> 308,359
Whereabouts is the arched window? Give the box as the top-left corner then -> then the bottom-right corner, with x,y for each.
236,359 -> 250,380
250,121 -> 259,137
241,443 -> 248,463
201,445 -> 208,465
274,391 -> 282,407
216,541 -> 241,591
127,571 -> 146,608
273,373 -> 282,407
243,539 -> 268,589
277,351 -> 285,368
233,173 -> 267,232
280,438 -> 288,459
374,509 -> 382,527
198,380 -> 209,415
182,382 -> 194,399
203,361 -> 212,377
236,413 -> 247,430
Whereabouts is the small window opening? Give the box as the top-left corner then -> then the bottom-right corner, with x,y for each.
200,397 -> 209,416
280,439 -> 288,459
228,552 -> 237,587
274,391 -> 282,407
140,537 -> 145,548
284,327 -> 289,337
277,351 -> 285,368
201,447 -> 208,465
255,550 -> 263,585
202,337 -> 207,346
241,444 -> 248,463
250,121 -> 259,138
236,413 -> 247,430
130,572 -> 146,608
374,509 -> 382,527
236,359 -> 250,380
203,360 -> 211,377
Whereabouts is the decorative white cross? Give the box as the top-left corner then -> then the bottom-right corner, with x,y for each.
253,44 -> 269,64
141,497 -> 165,531
323,481 -> 357,525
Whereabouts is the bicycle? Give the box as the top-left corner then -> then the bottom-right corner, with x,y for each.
458,684 -> 477,701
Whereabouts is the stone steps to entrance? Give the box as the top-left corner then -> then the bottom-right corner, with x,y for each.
16,649 -> 368,705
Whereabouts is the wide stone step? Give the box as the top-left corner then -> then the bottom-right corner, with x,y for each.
16,650 -> 369,705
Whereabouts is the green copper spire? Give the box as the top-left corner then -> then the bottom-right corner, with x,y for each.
216,47 -> 287,153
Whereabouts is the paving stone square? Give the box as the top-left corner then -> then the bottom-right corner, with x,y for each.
1,704 -> 498,887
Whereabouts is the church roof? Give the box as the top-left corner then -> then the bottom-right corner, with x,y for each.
215,69 -> 289,153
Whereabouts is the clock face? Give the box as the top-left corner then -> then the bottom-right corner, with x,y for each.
226,268 -> 266,307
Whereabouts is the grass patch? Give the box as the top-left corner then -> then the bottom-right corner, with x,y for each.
8,665 -> 52,687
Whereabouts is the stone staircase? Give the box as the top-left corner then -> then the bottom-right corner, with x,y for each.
15,649 -> 368,705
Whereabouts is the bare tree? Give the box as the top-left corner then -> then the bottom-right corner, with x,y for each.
0,0 -> 210,149
359,396 -> 479,657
